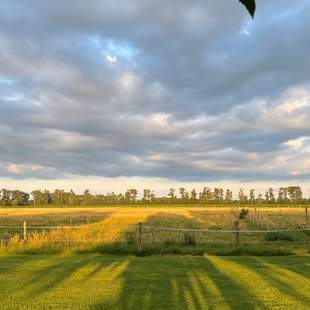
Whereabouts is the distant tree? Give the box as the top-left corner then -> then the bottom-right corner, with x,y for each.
199,187 -> 208,202
1,189 -> 11,206
143,189 -> 152,203
278,187 -> 285,203
83,189 -> 93,205
168,188 -> 176,201
265,188 -> 275,204
213,188 -> 224,203
53,189 -> 65,205
190,189 -> 197,202
179,187 -> 186,200
11,190 -> 29,206
130,189 -> 138,202
225,189 -> 233,203
206,188 -> 213,202
68,190 -> 79,205
287,186 -> 303,204
42,190 -> 51,205
125,189 -> 138,203
249,189 -> 256,203
32,190 -> 42,206
238,188 -> 248,203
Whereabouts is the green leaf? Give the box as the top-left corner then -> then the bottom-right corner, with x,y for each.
239,0 -> 256,18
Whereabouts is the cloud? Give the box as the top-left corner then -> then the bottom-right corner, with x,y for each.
0,0 -> 309,185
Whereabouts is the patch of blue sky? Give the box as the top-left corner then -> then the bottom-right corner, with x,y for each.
3,93 -> 24,102
0,77 -> 20,102
240,19 -> 253,36
0,75 -> 15,84
85,35 -> 140,66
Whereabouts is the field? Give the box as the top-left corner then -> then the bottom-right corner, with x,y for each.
0,254 -> 309,309
0,206 -> 309,255
0,206 -> 309,309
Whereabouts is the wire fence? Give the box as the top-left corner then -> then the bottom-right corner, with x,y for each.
0,207 -> 309,247
2,223 -> 310,245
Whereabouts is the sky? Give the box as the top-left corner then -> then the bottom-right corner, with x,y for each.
0,0 -> 310,195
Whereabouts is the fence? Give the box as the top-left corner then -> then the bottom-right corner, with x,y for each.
0,207 -> 309,249
1,221 -> 309,247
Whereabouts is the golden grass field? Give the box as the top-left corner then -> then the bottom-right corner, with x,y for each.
0,206 -> 309,255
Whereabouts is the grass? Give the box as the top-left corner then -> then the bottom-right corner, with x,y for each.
0,206 -> 309,256
0,254 -> 309,309
0,207 -> 309,308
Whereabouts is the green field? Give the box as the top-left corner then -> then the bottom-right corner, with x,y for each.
0,207 -> 309,309
0,254 -> 309,309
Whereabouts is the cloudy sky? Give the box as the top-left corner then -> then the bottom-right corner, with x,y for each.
0,0 -> 310,195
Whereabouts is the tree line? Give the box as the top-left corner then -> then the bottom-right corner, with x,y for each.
0,186 -> 307,206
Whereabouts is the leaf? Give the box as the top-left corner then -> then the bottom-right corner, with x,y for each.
239,0 -> 256,18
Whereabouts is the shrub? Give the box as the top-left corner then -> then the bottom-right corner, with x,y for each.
207,244 -> 294,256
239,209 -> 249,220
265,232 -> 295,242
184,232 -> 197,246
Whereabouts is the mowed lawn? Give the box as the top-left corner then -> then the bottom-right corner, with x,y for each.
0,254 -> 309,309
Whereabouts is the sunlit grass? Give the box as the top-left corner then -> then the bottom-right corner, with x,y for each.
0,254 -> 309,309
0,206 -> 309,255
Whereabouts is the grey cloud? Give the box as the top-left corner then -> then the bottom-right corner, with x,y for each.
0,0 -> 310,182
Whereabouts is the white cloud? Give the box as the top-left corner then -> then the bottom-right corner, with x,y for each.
103,53 -> 118,63
0,0 -> 310,185
6,164 -> 44,174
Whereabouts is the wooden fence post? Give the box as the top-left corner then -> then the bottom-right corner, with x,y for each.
234,221 -> 240,245
23,221 -> 27,241
305,207 -> 308,221
138,222 -> 142,252
151,227 -> 155,243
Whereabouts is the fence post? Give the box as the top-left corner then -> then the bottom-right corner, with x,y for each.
305,207 -> 308,221
138,222 -> 142,252
23,221 -> 27,241
151,227 -> 155,243
234,221 -> 240,245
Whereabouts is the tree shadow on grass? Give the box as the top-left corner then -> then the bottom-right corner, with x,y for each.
199,256 -> 268,310
0,255 -> 39,273
25,254 -> 121,299
92,255 -> 269,309
232,256 -> 310,306
5,254 -> 307,309
122,212 -> 205,247
267,256 -> 310,279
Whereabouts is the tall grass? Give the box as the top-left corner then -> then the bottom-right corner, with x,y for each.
0,206 -> 309,256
